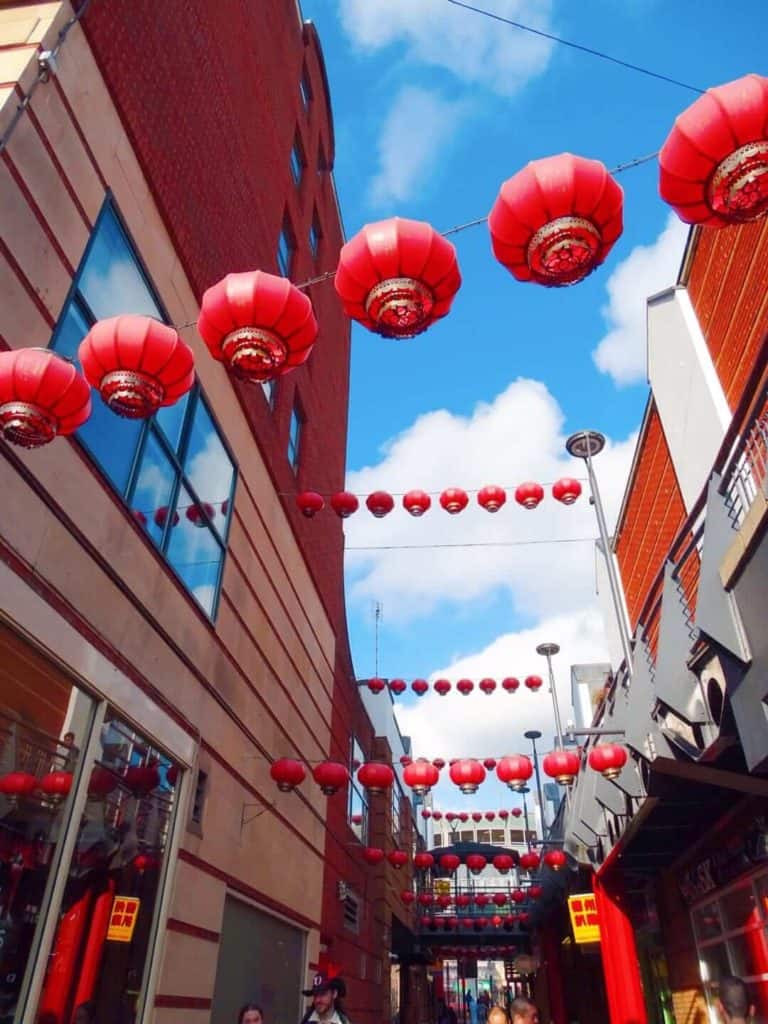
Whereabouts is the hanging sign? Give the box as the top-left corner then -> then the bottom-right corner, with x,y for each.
107,896 -> 141,942
567,893 -> 600,944
434,879 -> 452,896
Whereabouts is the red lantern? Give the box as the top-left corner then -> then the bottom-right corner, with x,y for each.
198,270 -> 318,381
476,917 -> 488,929
40,771 -> 73,798
186,502 -> 215,527
403,760 -> 440,796
421,808 -> 432,819
552,477 -> 582,505
432,758 -> 446,770
449,759 -> 486,794
334,217 -> 461,338
477,485 -> 506,512
389,678 -> 407,695
403,489 -> 432,516
465,853 -> 487,875
456,893 -> 471,909
544,850 -> 567,871
512,889 -> 526,904
420,915 -> 432,928
474,893 -> 489,907
0,772 -> 37,797
439,488 -> 469,514
154,505 -> 179,529
79,315 -> 194,418
492,892 -> 506,907
414,852 -> 435,871
489,154 -> 623,286
124,763 -> 160,795
296,491 -> 325,518
401,890 -> 416,905
312,761 -> 349,796
492,915 -> 503,928
388,850 -> 408,869
437,893 -> 452,909
493,854 -> 514,874
458,812 -> 469,822
479,678 -> 496,695
400,755 -> 412,766
357,761 -> 395,795
524,675 -> 543,692
502,677 -> 520,693
588,743 -> 628,780
514,482 -> 544,510
0,348 -> 91,448
88,767 -> 117,798
330,491 -> 359,518
270,758 -> 306,793
434,679 -> 452,696
485,811 -> 495,821
498,809 -> 509,820
504,915 -> 517,928
484,758 -> 497,770
472,811 -> 483,822
418,892 -> 434,907
412,679 -> 429,696
457,679 -> 474,696
366,491 -> 394,518
543,749 -> 581,786
496,755 -> 533,791
446,811 -> 458,821
432,810 -> 443,821
133,853 -> 156,873
439,854 -> 461,874
659,74 -> 768,227
519,851 -> 540,872
528,885 -> 543,900
511,807 -> 522,819
518,912 -> 530,926
131,509 -> 148,528
363,847 -> 385,866
166,765 -> 180,787
367,677 -> 387,694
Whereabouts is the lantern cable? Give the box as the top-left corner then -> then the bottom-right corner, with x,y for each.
346,537 -> 595,550
444,0 -> 706,95
280,478 -> 587,498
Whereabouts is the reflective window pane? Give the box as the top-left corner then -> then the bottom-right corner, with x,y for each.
129,430 -> 178,545
693,902 -> 723,941
155,391 -> 190,454
78,208 -> 163,321
166,484 -> 223,616
183,400 -> 234,539
720,883 -> 758,932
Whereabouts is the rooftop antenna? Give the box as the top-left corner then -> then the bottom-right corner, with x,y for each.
374,601 -> 383,677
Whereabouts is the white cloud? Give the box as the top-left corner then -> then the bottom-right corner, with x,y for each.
369,87 -> 469,206
338,0 -> 554,96
592,214 -> 689,387
344,378 -> 637,622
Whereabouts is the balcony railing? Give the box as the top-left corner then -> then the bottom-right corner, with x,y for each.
721,389 -> 768,528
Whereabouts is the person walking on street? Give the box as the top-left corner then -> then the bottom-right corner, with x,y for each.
510,998 -> 540,1024
301,971 -> 350,1024
715,977 -> 755,1024
238,1005 -> 264,1024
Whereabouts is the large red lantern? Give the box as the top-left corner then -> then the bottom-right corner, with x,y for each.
198,270 -> 317,381
414,852 -> 435,871
403,489 -> 432,516
296,491 -> 325,518
388,850 -> 408,869
524,675 -> 543,692
389,678 -> 407,695
437,893 -> 452,909
458,811 -> 469,822
401,890 -> 416,905
489,154 -> 623,286
357,761 -> 395,795
479,678 -> 496,696
366,677 -> 387,694
544,850 -> 567,871
659,74 -> 768,227
493,854 -> 514,875
412,679 -> 429,696
434,679 -> 452,696
493,893 -> 508,907
552,477 -> 582,505
449,759 -> 486,794
457,679 -> 474,696
543,750 -> 581,786
124,763 -> 160,795
403,760 -> 440,796
88,767 -> 118,798
362,847 -> 385,866
40,771 -> 73,799
528,885 -> 543,900
519,851 -> 541,873
330,491 -> 359,518
366,491 -> 394,518
514,482 -> 544,510
439,854 -> 461,874
79,315 -> 194,418
465,853 -> 487,875
512,889 -> 526,904
439,488 -> 469,514
270,758 -> 306,792
0,772 -> 38,797
474,893 -> 489,908
588,743 -> 628,780
334,217 -> 461,338
477,485 -> 506,512
496,755 -> 533,791
502,677 -> 520,693
312,761 -> 349,796
0,349 -> 91,448
456,893 -> 471,909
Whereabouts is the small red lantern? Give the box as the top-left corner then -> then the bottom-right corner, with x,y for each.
88,767 -> 117,798
420,915 -> 432,928
457,679 -> 474,696
498,809 -> 509,820
483,758 -> 497,770
519,851 -> 541,873
367,677 -> 387,694
400,755 -> 412,766
659,74 -> 768,227
270,758 -> 306,793
544,850 -> 567,871
518,912 -> 530,926
489,154 -> 623,286
474,893 -> 489,907
403,760 -> 439,796
479,678 -> 496,695
502,677 -> 520,693
334,217 -> 461,338
588,743 -> 628,780
330,491 -> 359,518
432,758 -> 445,770
414,852 -> 435,871
496,755 -> 533,791
401,890 -> 416,905
312,761 -> 349,796
456,893 -> 472,909
154,505 -> 179,529
124,763 -> 160,795
543,749 -> 581,786
296,491 -> 325,518
511,807 -> 522,818
552,477 -> 582,505
458,812 -> 469,822
79,315 -> 194,418
388,850 -> 408,869
421,808 -> 432,819
366,490 -> 395,518
449,758 -> 485,794
186,502 -> 215,527
439,488 -> 469,514
437,893 -> 452,910
514,482 -> 544,510
446,811 -> 458,821
528,885 -> 543,900
403,489 -> 432,516
198,270 -> 317,381
439,854 -> 461,874
40,771 -> 73,798
0,348 -> 91,448
512,889 -> 526,904
493,892 -> 506,907
477,485 -> 506,512
412,679 -> 429,696
524,675 -> 543,692
131,509 -> 148,528
351,813 -> 363,825
0,772 -> 38,797
504,915 -> 517,928
465,853 -> 487,875
363,847 -> 385,866
357,761 -> 395,795
493,854 -> 514,874
472,811 -> 483,822
492,915 -> 503,928
389,678 -> 407,695
133,853 -> 156,873
485,811 -> 495,821
432,810 -> 443,821
476,917 -> 488,929
418,892 -> 434,907
434,679 -> 452,696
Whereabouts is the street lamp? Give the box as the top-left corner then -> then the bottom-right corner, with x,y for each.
523,731 -> 546,835
518,785 -> 532,845
535,642 -> 565,749
565,430 -> 634,678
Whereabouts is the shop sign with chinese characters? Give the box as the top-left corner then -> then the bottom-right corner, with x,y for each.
107,896 -> 141,942
568,893 -> 600,943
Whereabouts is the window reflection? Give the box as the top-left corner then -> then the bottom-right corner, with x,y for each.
183,399 -> 235,538
166,484 -> 223,616
78,209 -> 162,322
129,431 -> 178,547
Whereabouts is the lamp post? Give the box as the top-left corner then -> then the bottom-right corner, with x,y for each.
519,785 -> 532,845
523,732 -> 546,835
535,642 -> 565,749
565,430 -> 634,678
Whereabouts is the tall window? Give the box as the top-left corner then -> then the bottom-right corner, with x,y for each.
288,401 -> 303,470
309,208 -> 322,260
391,782 -> 402,842
348,737 -> 368,844
299,65 -> 312,110
290,132 -> 305,186
277,216 -> 295,277
51,199 -> 236,618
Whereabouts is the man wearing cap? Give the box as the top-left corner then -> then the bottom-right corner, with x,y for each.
301,972 -> 350,1024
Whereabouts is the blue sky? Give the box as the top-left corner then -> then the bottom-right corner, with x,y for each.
299,0 -> 766,808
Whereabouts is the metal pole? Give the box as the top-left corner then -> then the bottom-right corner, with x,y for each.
520,786 -> 532,846
523,734 -> 546,835
566,430 -> 634,679
535,643 -> 565,749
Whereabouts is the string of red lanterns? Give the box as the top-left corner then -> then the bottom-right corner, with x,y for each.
364,676 -> 541,696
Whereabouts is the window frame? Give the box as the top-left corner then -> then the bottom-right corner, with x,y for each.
309,206 -> 322,261
290,131 -> 305,187
277,214 -> 296,277
288,399 -> 304,472
299,64 -> 312,111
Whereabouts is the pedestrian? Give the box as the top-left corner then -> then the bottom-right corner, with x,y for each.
714,977 -> 755,1024
438,999 -> 458,1024
238,1005 -> 264,1024
509,998 -> 539,1024
301,971 -> 349,1024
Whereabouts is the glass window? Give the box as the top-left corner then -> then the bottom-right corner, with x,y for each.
288,403 -> 303,470
433,835 -> 443,848
720,883 -> 758,932
478,829 -> 491,843
392,784 -> 401,841
694,902 -> 723,942
309,209 -> 321,260
277,217 -> 295,278
299,66 -> 312,110
491,829 -> 505,844
260,378 -> 275,407
290,133 -> 304,186
348,738 -> 368,844
51,199 -> 236,620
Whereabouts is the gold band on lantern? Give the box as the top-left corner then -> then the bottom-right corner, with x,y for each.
708,141 -> 768,222
222,326 -> 288,381
364,277 -> 435,338
0,401 -> 57,448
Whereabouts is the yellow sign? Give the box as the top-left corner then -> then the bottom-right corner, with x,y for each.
568,893 -> 600,944
434,879 -> 452,896
107,896 -> 141,942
